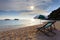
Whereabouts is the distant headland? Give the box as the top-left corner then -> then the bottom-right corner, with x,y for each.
4,19 -> 19,20
14,19 -> 19,20
4,19 -> 10,20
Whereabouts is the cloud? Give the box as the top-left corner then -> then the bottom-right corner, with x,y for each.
0,0 -> 60,19
0,0 -> 53,19
0,0 -> 52,11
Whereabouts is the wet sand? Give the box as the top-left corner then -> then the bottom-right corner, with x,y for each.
0,21 -> 60,40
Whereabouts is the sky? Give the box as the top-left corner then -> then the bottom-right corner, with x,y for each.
0,0 -> 60,19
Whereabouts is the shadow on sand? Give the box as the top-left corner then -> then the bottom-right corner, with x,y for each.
35,30 -> 60,40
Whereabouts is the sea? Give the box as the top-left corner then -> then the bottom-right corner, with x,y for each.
0,19 -> 48,31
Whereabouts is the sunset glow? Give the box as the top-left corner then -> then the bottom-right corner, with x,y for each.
30,6 -> 35,10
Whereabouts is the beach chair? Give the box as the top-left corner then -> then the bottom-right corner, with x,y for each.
37,21 -> 56,37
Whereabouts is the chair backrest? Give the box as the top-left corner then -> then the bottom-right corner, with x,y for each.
43,21 -> 56,28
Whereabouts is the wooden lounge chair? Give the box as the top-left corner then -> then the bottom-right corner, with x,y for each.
37,21 -> 56,37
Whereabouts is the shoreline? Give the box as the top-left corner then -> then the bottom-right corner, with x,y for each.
0,22 -> 46,40
0,21 -> 60,40
0,22 -> 46,32
0,23 -> 44,32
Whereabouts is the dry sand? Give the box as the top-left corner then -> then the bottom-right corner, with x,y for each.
0,21 -> 60,40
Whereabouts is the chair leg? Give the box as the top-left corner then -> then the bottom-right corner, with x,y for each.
36,29 -> 40,32
52,24 -> 57,30
47,26 -> 56,35
36,27 -> 56,37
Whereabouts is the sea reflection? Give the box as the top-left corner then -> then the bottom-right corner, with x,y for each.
0,19 -> 48,31
19,19 -> 48,26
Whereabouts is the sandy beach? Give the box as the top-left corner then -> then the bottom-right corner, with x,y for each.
0,21 -> 60,40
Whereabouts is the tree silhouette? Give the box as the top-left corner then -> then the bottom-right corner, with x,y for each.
48,7 -> 60,20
